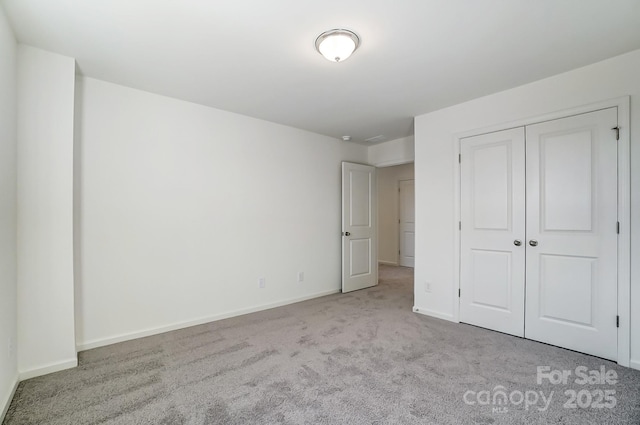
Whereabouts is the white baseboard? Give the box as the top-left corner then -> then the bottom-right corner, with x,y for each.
77,288 -> 341,352
18,357 -> 78,381
378,260 -> 398,266
1,375 -> 19,423
412,306 -> 456,323
630,359 -> 640,371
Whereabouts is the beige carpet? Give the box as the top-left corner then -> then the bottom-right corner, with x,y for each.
4,264 -> 640,424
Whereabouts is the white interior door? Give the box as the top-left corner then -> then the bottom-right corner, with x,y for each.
525,108 -> 618,361
399,179 -> 415,267
342,162 -> 378,293
459,128 -> 526,337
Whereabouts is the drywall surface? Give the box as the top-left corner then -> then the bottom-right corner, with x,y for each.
414,49 -> 640,368
368,136 -> 414,167
16,45 -> 77,378
377,163 -> 414,265
75,77 -> 367,349
0,5 -> 18,420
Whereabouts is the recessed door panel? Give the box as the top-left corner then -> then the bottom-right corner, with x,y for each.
349,170 -> 371,227
541,130 -> 593,232
538,254 -> 595,327
401,231 -> 415,258
472,143 -> 512,231
470,250 -> 511,311
350,239 -> 371,277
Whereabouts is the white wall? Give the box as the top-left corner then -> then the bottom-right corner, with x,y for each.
17,46 -> 77,378
377,163 -> 414,265
414,49 -> 640,369
368,136 -> 414,167
75,77 -> 367,349
0,5 -> 18,421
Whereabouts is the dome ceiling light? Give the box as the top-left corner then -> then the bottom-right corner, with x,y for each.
315,29 -> 360,63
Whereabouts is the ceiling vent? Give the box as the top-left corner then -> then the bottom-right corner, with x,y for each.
364,135 -> 386,143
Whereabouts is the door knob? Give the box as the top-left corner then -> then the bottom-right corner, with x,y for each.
514,240 -> 522,246
344,231 -> 351,236
529,240 -> 538,247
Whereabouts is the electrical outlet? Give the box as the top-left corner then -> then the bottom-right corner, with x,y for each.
8,337 -> 13,359
259,277 -> 266,289
424,281 -> 432,293
297,272 -> 304,283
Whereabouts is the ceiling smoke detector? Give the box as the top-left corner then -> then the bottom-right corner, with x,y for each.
315,29 -> 360,63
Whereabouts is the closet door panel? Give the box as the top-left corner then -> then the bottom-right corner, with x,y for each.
525,108 -> 618,361
459,128 -> 526,337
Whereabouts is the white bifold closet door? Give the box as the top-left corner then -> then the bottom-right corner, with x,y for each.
460,108 -> 618,361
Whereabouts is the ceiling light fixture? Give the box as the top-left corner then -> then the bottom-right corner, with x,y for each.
315,29 -> 360,63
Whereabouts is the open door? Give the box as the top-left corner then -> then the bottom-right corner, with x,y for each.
342,162 -> 377,293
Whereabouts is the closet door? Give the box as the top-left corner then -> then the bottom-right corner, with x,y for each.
525,108 -> 618,360
460,128 -> 526,337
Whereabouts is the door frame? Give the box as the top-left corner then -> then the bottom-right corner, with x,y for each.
452,96 -> 631,367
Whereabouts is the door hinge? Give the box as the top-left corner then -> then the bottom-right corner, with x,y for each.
617,221 -> 620,234
458,154 -> 461,163
458,288 -> 461,298
459,221 -> 461,230
616,315 -> 620,328
612,126 -> 620,141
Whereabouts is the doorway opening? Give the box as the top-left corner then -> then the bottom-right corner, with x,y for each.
376,162 -> 414,268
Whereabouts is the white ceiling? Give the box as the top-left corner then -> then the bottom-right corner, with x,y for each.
3,0 -> 640,144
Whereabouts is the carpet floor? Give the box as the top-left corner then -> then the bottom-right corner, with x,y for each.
4,265 -> 640,424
